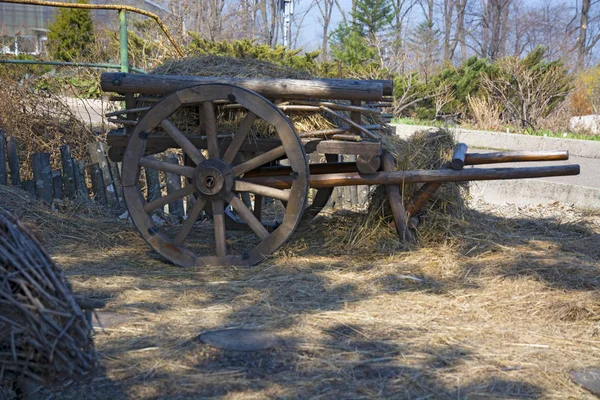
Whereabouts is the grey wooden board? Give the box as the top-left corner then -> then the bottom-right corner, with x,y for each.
88,142 -> 118,207
0,129 -> 6,185
570,367 -> 600,397
7,136 -> 20,187
198,329 -> 282,352
60,144 -> 76,198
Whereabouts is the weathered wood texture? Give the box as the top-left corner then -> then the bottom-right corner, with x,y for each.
60,145 -> 76,198
382,152 -> 414,242
88,163 -> 107,205
144,156 -> 161,203
73,159 -> 90,199
451,143 -> 468,170
101,72 -> 389,101
0,129 -> 6,185
164,153 -> 184,217
52,171 -> 64,200
465,150 -> 569,165
243,165 -> 581,189
7,136 -> 20,187
31,153 -> 52,203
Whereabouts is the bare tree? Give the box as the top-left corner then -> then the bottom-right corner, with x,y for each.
441,0 -> 467,62
316,0 -> 336,60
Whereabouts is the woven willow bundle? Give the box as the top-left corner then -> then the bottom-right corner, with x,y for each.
0,209 -> 96,385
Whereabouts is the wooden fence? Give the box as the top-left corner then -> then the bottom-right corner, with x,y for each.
0,128 -> 371,217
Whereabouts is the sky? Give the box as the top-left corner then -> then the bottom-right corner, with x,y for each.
293,0 -> 352,51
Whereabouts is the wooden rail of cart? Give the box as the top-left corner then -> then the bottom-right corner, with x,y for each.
100,72 -> 580,268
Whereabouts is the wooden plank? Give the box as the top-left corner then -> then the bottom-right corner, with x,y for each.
88,142 -> 118,207
106,133 -> 283,162
0,129 -> 6,185
101,72 -> 386,101
60,144 -> 76,198
7,136 -> 20,187
73,159 -> 89,200
22,179 -> 35,196
31,153 -> 52,203
356,155 -> 381,173
109,159 -> 124,206
52,170 -> 64,200
164,153 -> 184,217
144,156 -> 161,204
315,140 -> 381,157
88,163 -> 107,205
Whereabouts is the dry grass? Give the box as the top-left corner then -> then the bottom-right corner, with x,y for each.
1,184 -> 598,399
467,95 -> 503,132
0,72 -> 95,179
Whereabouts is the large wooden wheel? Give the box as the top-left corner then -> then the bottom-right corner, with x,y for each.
121,84 -> 309,267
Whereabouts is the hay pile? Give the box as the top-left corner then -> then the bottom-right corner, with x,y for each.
0,208 -> 97,388
294,127 -> 465,255
0,72 -> 95,179
148,55 -> 384,136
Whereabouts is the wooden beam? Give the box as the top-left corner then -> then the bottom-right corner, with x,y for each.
101,72 -> 386,101
242,165 -> 581,189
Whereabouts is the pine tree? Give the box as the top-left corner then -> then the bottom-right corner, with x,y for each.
329,22 -> 375,66
47,0 -> 95,61
352,0 -> 393,41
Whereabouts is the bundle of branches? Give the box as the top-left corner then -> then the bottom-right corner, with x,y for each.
0,72 -> 94,179
0,209 -> 97,386
144,55 -> 387,138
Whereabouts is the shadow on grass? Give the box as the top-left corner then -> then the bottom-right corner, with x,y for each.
48,205 -> 599,399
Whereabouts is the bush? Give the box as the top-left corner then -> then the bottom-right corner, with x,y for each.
47,0 -> 95,62
481,47 -> 572,129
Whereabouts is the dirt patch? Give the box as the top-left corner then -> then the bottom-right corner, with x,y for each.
2,187 -> 599,399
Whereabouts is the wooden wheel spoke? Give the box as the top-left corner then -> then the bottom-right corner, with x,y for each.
173,196 -> 207,245
235,180 -> 289,202
228,195 -> 269,240
161,119 -> 206,165
223,112 -> 257,164
212,199 -> 227,257
232,146 -> 287,177
203,101 -> 220,159
139,156 -> 195,178
144,185 -> 195,213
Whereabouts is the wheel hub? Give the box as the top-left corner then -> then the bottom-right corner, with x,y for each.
194,159 -> 234,197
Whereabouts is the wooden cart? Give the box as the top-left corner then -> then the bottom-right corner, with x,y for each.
100,72 -> 580,268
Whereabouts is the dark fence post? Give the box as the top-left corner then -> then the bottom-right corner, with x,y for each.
31,153 -> 52,203
88,142 -> 118,207
164,153 -> 184,218
88,163 -> 107,205
60,144 -> 76,198
144,156 -> 161,205
52,170 -> 64,200
73,159 -> 89,200
22,180 -> 35,196
7,136 -> 20,187
0,129 -> 7,186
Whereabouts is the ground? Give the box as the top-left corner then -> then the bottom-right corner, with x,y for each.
2,186 -> 599,399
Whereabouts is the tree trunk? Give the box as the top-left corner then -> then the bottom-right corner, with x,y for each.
577,0 -> 590,71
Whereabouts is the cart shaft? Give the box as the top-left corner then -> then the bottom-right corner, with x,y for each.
242,164 -> 580,190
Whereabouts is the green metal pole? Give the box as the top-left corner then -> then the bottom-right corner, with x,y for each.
119,9 -> 129,73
